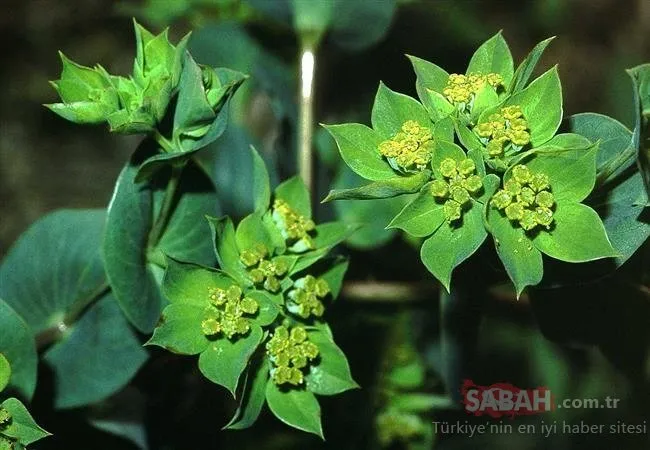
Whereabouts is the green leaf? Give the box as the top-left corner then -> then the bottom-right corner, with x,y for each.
329,0 -> 396,51
292,0 -> 333,46
430,140 -> 467,178
323,123 -> 395,181
0,300 -> 37,399
305,330 -> 358,395
471,84 -> 499,122
455,122 -> 483,153
225,357 -> 270,430
532,202 -> 618,263
246,291 -> 280,326
44,293 -> 148,408
628,64 -> 650,202
250,146 -> 271,213
508,37 -> 555,93
265,383 -> 323,438
104,144 -> 164,333
146,304 -> 209,355
323,171 -> 430,201
0,353 -> 9,393
466,32 -> 514,86
198,325 -> 263,396
524,145 -> 597,203
275,176 -> 311,218
0,209 -> 106,333
371,82 -> 431,138
568,113 -> 633,172
420,202 -> 488,292
487,207 -> 543,296
1,398 -> 50,445
387,187 -> 445,237
423,89 -> 454,122
207,216 -> 249,285
173,52 -> 215,139
236,212 -> 273,254
502,66 -> 562,146
311,222 -> 358,250
408,55 -> 450,112
318,257 -> 349,299
434,116 -> 455,142
163,258 -> 234,307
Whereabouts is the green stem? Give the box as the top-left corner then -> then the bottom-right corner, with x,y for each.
153,129 -> 175,153
298,41 -> 316,192
148,164 -> 183,248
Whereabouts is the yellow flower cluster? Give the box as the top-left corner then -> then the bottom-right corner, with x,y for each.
201,285 -> 259,340
430,157 -> 483,222
266,326 -> 319,386
492,164 -> 555,231
443,72 -> 503,104
286,275 -> 331,318
240,243 -> 288,293
476,105 -> 531,157
378,120 -> 433,171
272,199 -> 316,250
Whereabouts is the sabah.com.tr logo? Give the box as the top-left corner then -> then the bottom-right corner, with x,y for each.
461,380 -> 622,418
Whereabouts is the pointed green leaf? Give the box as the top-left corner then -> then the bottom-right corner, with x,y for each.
408,54 -> 450,110
236,212 -> 273,254
466,32 -> 514,86
207,216 -> 249,285
146,304 -> 210,355
0,353 -> 10,393
434,116 -> 455,142
323,171 -> 430,201
318,256 -> 349,299
487,207 -> 543,296
198,325 -> 263,396
1,398 -> 50,445
371,82 -> 431,137
251,146 -> 271,213
305,330 -> 358,396
173,52 -> 215,137
420,202 -> 488,291
503,66 -> 562,146
275,176 -> 311,218
44,293 -> 148,408
508,37 -> 555,93
0,300 -> 36,399
323,123 -> 395,181
265,383 -> 323,438
533,202 -> 618,263
246,291 -> 280,326
424,89 -> 454,122
163,258 -> 234,306
225,358 -> 269,430
387,187 -> 445,237
311,222 -> 358,250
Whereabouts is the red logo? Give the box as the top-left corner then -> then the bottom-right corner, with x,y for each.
461,380 -> 555,418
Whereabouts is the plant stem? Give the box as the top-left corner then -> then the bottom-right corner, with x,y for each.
341,281 -> 437,303
298,42 -> 316,192
595,145 -> 637,187
148,164 -> 183,248
153,129 -> 175,153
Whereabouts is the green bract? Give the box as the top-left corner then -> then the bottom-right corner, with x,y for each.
325,33 -> 618,295
148,147 -> 357,437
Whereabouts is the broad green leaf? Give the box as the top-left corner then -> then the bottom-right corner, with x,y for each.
487,207 -> 543,296
466,32 -> 514,86
323,171 -> 430,201
371,82 -> 431,137
1,398 -> 50,445
323,123 -> 395,181
225,357 -> 270,430
265,383 -> 323,438
207,216 -> 250,285
430,140 -> 467,178
198,325 -> 263,396
434,117 -> 455,142
533,202 -> 618,263
0,300 -> 36,399
104,144 -> 164,333
318,257 -> 349,299
275,176 -> 311,218
420,202 -> 488,292
508,37 -> 555,93
387,187 -> 445,237
503,66 -> 562,147
423,89 -> 454,122
236,212 -> 273,254
262,210 -> 287,255
0,353 -> 9,393
311,222 -> 358,249
628,64 -> 650,202
408,55 -> 450,112
146,304 -> 209,355
0,209 -> 106,333
44,293 -> 148,408
155,162 -> 220,267
456,123 -> 483,152
330,0 -> 396,51
524,145 -> 597,203
305,330 -> 358,395
471,84 -> 499,122
163,258 -> 234,307
246,291 -> 280,326
569,113 -> 633,171
250,146 -> 271,213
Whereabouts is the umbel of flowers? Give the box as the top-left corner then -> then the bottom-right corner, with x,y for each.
324,31 -> 618,296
